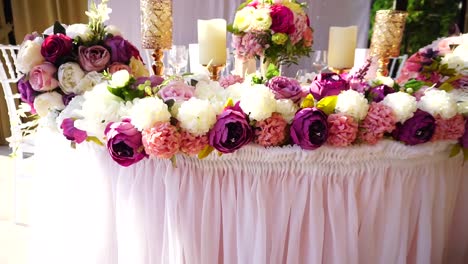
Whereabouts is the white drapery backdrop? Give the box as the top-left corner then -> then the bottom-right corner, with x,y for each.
95,0 -> 371,75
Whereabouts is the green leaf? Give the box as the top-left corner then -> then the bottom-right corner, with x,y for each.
53,21 -> 66,35
449,144 -> 462,158
86,136 -> 104,146
439,82 -> 454,92
404,79 -> 425,91
170,155 -> 177,168
266,63 -> 280,80
300,94 -> 315,109
251,75 -> 265,85
198,145 -> 214,159
316,95 -> 338,115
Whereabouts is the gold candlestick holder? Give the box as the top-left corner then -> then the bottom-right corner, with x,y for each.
369,10 -> 408,76
204,64 -> 225,81
151,48 -> 165,76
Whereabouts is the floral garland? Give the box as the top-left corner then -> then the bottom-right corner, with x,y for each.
228,0 -> 313,67
15,2 -> 468,167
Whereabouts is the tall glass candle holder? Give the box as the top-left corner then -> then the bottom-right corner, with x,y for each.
140,0 -> 173,76
369,10 -> 408,76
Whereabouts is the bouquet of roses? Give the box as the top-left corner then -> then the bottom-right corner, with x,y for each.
228,0 -> 313,67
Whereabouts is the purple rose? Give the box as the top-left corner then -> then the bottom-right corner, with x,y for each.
209,102 -> 253,153
309,73 -> 349,101
41,33 -> 73,63
392,110 -> 436,145
290,107 -> 328,150
62,93 -> 76,106
105,118 -> 147,167
105,36 -> 141,63
78,45 -> 111,72
460,119 -> 468,148
267,76 -> 304,103
29,62 -> 59,92
270,4 -> 295,34
18,76 -> 38,106
158,81 -> 195,102
368,84 -> 395,102
60,118 -> 87,144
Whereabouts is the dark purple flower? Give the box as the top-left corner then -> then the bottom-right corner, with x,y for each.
60,118 -> 87,144
368,84 -> 395,102
62,93 -> 76,106
269,4 -> 295,34
105,36 -> 142,63
290,107 -> 328,150
17,77 -> 38,106
460,119 -> 468,148
392,110 -> 436,145
309,73 -> 348,101
209,102 -> 253,153
267,76 -> 304,103
133,75 -> 164,89
105,118 -> 147,167
78,45 -> 111,72
41,33 -> 73,63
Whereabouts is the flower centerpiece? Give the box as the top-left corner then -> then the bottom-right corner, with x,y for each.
228,0 -> 313,75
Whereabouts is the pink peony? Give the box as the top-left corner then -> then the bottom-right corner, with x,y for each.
359,102 -> 397,145
158,80 -> 195,102
327,113 -> 358,147
29,62 -> 59,92
219,75 -> 244,88
180,131 -> 209,155
254,113 -> 288,147
142,122 -> 181,159
431,114 -> 466,141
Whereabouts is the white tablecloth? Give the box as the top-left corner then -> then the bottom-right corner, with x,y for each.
29,130 -> 468,264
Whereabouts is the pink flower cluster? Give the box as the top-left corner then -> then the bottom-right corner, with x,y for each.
219,75 -> 244,88
431,114 -> 466,141
327,114 -> 358,147
232,33 -> 267,60
359,102 -> 397,145
180,131 -> 209,155
142,122 -> 181,159
254,113 -> 288,147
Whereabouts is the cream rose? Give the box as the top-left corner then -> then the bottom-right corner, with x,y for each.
17,40 -> 45,73
58,62 -> 86,94
33,91 -> 65,117
74,71 -> 104,94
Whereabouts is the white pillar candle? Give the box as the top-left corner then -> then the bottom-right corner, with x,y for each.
327,26 -> 358,69
198,19 -> 227,65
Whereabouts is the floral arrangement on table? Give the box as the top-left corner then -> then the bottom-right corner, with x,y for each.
14,2 -> 468,167
228,0 -> 313,69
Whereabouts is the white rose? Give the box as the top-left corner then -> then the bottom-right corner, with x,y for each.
58,62 -> 85,94
177,98 -> 217,136
418,89 -> 457,119
224,82 -> 246,104
16,40 -> 45,73
74,71 -> 104,94
250,8 -> 272,31
233,6 -> 255,32
109,70 -> 131,88
275,99 -> 298,123
239,84 -> 276,121
335,90 -> 369,121
129,97 -> 171,130
105,25 -> 122,36
66,23 -> 92,42
382,91 -> 417,123
33,91 -> 65,117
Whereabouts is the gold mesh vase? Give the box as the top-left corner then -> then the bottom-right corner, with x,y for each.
369,10 -> 408,76
140,0 -> 172,50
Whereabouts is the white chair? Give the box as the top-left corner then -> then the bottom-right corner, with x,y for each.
389,54 -> 408,79
0,44 -> 33,226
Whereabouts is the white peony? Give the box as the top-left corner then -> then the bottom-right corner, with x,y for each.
177,98 -> 217,136
335,90 -> 369,121
382,91 -> 417,123
33,91 -> 65,118
370,76 -> 395,87
450,88 -> 468,114
224,82 -> 246,103
418,89 -> 457,119
239,84 -> 276,121
275,99 -> 298,123
442,43 -> 468,74
74,71 -> 104,94
16,40 -> 45,73
56,95 -> 85,130
129,97 -> 171,130
233,6 -> 255,32
66,23 -> 92,41
195,79 -> 226,114
105,25 -> 122,36
250,8 -> 272,31
74,83 -> 124,140
109,69 -> 131,88
58,62 -> 85,94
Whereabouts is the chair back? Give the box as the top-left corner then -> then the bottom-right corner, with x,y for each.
0,44 -> 23,149
389,54 -> 408,79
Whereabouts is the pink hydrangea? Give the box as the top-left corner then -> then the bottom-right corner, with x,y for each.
358,102 -> 397,145
219,75 -> 244,88
232,33 -> 267,60
254,113 -> 288,147
327,113 -> 358,147
431,114 -> 466,141
180,131 -> 209,155
142,122 -> 180,159
290,14 -> 308,45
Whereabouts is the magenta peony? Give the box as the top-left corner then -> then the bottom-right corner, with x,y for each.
327,113 -> 358,147
254,113 -> 288,147
269,4 -> 295,34
61,118 -> 87,144
142,122 -> 181,159
180,131 -> 209,155
431,114 -> 466,141
105,119 -> 147,167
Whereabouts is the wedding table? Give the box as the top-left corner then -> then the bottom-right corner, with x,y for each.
29,129 -> 468,264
